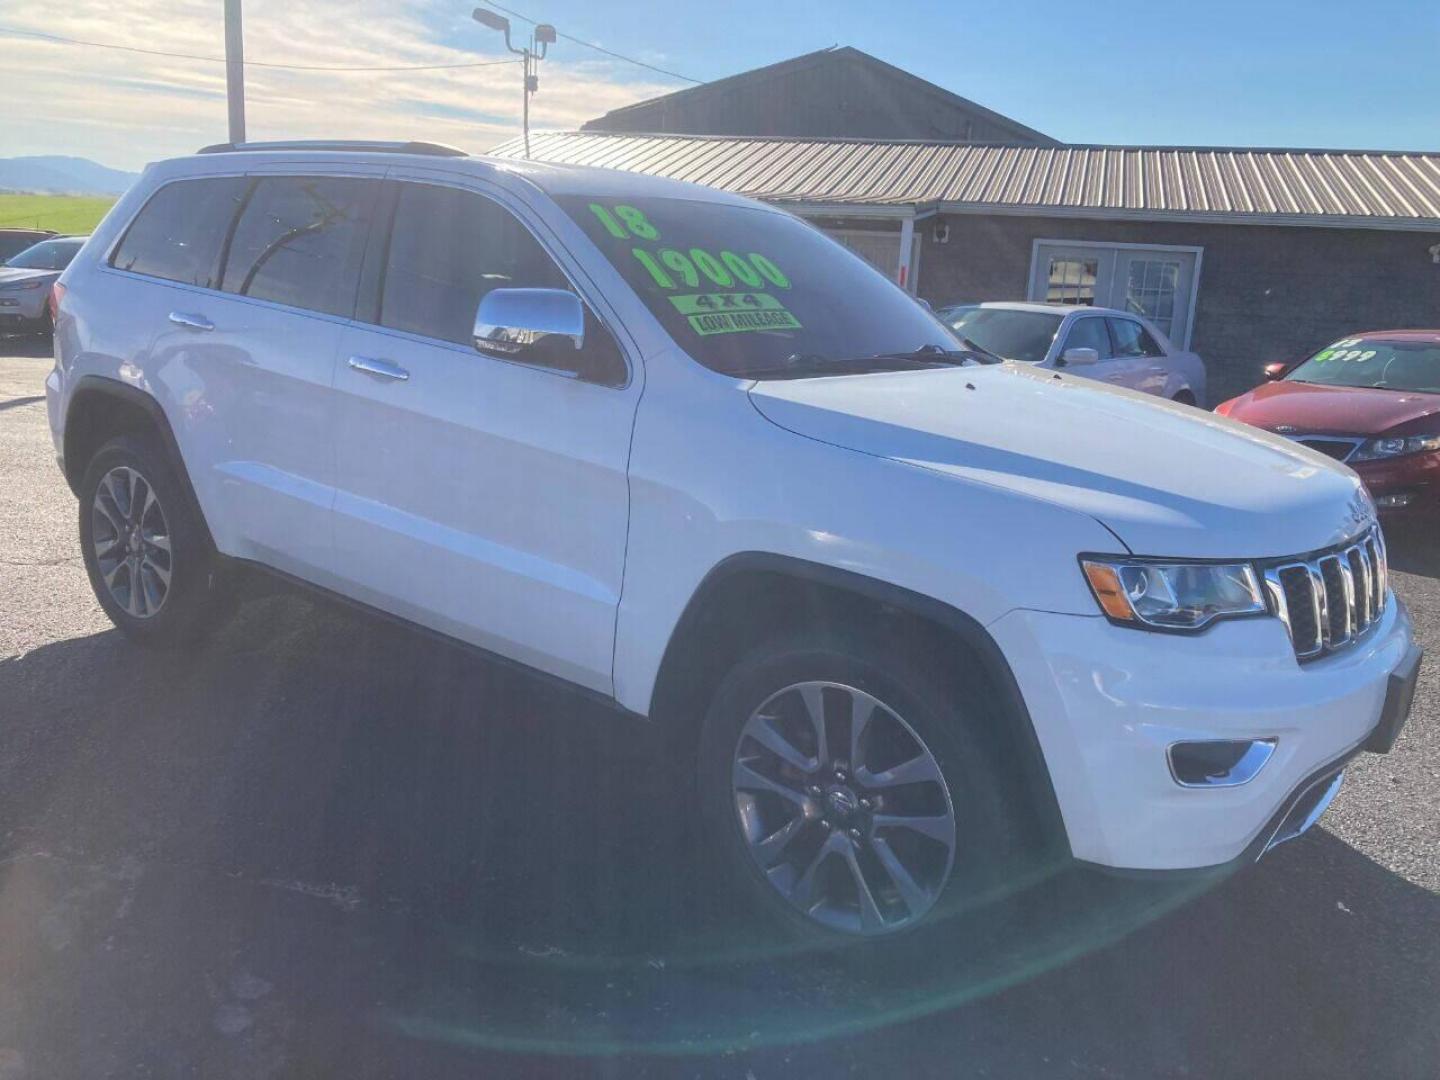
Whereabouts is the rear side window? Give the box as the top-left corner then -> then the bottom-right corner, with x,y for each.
1108,318 -> 1165,358
111,177 -> 249,288
220,176 -> 377,318
379,182 -> 626,384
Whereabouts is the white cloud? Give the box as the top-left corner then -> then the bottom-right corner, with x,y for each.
0,0 -> 680,170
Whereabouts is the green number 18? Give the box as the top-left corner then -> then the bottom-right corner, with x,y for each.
589,203 -> 659,241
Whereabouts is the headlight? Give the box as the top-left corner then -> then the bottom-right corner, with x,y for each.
1080,558 -> 1266,631
1350,434 -> 1440,462
0,281 -> 44,292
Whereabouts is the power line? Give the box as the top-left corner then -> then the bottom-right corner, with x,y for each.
0,26 -> 524,72
480,3 -> 702,83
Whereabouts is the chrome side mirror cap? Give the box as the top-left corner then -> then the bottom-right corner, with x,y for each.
474,288 -> 584,355
1059,346 -> 1099,367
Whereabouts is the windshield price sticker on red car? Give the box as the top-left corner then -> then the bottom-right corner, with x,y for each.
587,203 -> 800,335
1313,342 -> 1379,363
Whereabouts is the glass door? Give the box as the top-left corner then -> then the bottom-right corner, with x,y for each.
1029,242 -> 1200,348
1031,245 -> 1116,307
1115,250 -> 1195,344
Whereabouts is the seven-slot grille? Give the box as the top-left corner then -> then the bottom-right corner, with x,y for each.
1261,526 -> 1388,661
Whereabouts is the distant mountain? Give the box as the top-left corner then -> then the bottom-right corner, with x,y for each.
0,156 -> 138,195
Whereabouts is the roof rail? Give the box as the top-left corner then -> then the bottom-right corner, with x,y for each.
196,139 -> 468,158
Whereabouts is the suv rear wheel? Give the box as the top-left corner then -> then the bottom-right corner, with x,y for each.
78,435 -> 227,646
698,629 -> 1022,939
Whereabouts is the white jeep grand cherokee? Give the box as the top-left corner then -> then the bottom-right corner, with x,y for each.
45,141 -> 1421,938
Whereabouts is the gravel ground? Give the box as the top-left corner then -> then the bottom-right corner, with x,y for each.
0,344 -> 1436,1079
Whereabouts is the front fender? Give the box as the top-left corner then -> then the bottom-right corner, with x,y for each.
611,360 -> 1120,716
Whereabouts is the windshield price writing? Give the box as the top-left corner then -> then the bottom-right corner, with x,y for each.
588,202 -> 800,336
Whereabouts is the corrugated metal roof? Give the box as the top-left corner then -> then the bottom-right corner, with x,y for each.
490,132 -> 1440,229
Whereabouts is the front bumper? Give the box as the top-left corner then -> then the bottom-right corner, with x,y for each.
1353,452 -> 1440,515
990,597 -> 1416,871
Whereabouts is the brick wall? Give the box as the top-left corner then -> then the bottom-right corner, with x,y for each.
915,215 -> 1440,404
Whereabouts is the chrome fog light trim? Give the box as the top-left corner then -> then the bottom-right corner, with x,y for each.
1168,738 -> 1278,788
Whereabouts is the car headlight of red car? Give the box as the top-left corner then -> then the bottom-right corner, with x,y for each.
1350,434 -> 1440,462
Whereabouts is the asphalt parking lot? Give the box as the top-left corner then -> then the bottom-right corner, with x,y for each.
1,342 -> 1437,1079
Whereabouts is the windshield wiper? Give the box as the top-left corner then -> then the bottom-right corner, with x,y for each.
735,346 -> 985,380
955,337 -> 1005,364
863,344 -> 1000,369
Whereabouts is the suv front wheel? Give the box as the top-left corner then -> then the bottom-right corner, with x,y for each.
699,630 -> 1022,939
78,434 -> 226,646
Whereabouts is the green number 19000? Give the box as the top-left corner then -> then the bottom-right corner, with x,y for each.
588,203 -> 791,293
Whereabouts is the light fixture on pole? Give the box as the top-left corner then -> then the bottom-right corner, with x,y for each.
472,6 -> 556,159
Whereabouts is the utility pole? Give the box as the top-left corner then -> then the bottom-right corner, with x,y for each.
224,0 -> 246,144
472,8 -> 555,158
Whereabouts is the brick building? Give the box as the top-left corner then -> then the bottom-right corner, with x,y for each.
494,48 -> 1440,401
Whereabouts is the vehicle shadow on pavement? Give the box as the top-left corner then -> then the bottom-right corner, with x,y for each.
1,588 -> 1438,1078
0,335 -> 51,360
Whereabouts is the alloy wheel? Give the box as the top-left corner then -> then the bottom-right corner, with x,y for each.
91,465 -> 173,619
731,680 -> 957,935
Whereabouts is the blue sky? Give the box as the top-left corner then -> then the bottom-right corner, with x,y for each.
523,0 -> 1440,149
2,0 -> 1436,171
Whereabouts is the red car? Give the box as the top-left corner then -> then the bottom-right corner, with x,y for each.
1215,330 -> 1440,516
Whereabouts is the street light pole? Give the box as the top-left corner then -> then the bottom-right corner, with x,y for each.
473,7 -> 555,159
223,0 -> 246,144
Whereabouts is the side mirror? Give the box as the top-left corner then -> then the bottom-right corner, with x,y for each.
1058,346 -> 1099,367
1263,362 -> 1288,381
474,288 -> 584,356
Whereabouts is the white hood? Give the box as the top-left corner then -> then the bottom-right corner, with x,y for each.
749,362 -> 1373,559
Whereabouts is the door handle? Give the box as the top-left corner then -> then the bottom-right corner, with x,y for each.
168,311 -> 214,332
347,355 -> 410,382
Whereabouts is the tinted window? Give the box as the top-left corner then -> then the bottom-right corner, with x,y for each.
1062,316 -> 1110,357
381,183 -> 625,384
1108,318 -> 1165,358
5,238 -> 84,271
221,176 -> 376,317
112,177 -> 249,287
559,195 -> 955,378
944,307 -> 1063,364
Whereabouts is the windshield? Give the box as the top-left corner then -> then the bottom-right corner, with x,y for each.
942,306 -> 1063,364
558,195 -> 955,377
1286,338 -> 1440,394
5,238 -> 83,271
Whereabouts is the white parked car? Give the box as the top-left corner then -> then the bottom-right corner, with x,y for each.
0,235 -> 86,335
46,141 -> 1418,939
939,301 -> 1207,405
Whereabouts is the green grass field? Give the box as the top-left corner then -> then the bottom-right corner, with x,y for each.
0,193 -> 117,235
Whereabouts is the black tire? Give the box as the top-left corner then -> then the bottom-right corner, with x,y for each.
1171,390 -> 1197,406
78,434 -> 229,647
698,628 -> 1026,941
